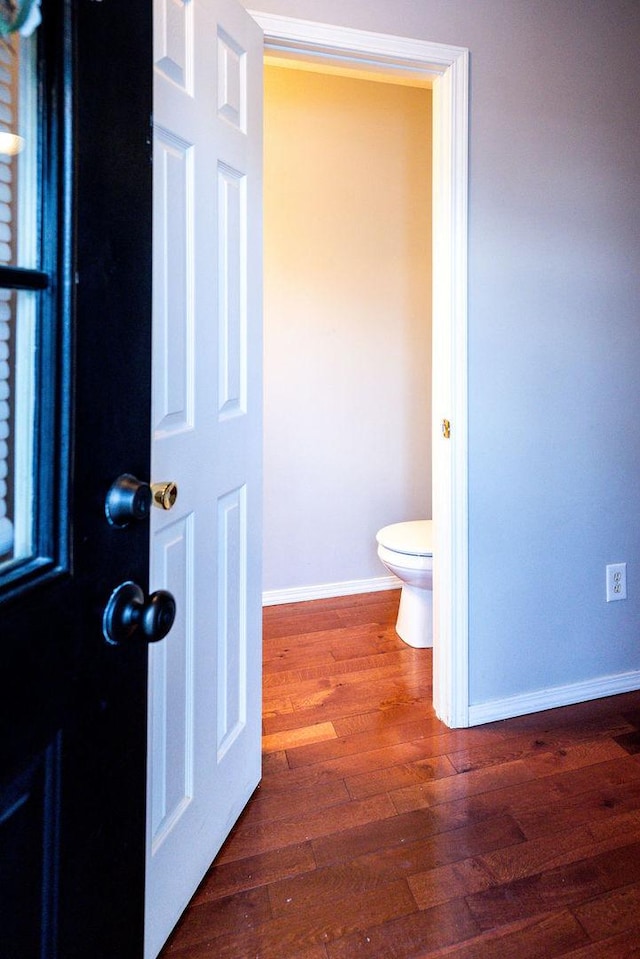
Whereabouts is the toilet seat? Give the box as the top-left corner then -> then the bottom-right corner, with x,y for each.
376,520 -> 432,557
377,543 -> 432,572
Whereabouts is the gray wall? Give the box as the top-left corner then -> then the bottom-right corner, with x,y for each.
249,0 -> 640,712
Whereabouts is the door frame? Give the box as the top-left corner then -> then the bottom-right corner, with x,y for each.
251,12 -> 470,727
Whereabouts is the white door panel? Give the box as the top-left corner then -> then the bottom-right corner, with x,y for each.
146,2 -> 263,956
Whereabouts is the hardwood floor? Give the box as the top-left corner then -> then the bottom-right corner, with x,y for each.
160,590 -> 640,958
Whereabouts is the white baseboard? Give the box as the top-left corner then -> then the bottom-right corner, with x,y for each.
262,575 -> 400,607
468,668 -> 640,726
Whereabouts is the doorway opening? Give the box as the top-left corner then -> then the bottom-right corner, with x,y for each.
263,61 -> 433,602
253,14 -> 470,728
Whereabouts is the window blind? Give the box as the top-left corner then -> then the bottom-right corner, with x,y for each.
0,37 -> 17,557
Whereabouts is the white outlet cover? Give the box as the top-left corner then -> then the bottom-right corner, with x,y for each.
606,563 -> 627,602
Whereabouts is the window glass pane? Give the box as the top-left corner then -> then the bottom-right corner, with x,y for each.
0,28 -> 38,269
0,287 -> 36,569
0,27 -> 39,573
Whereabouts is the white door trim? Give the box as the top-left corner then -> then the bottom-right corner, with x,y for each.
251,12 -> 470,728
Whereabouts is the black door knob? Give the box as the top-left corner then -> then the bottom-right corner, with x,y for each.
102,582 -> 176,645
105,474 -> 152,527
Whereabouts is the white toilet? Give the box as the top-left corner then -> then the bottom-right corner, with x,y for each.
376,520 -> 433,648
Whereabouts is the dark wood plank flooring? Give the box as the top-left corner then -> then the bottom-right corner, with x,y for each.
160,589 -> 640,958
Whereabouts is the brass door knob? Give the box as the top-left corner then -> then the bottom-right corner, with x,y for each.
151,481 -> 178,511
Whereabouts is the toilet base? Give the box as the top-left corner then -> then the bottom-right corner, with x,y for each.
396,583 -> 433,648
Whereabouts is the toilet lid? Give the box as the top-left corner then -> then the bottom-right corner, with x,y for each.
376,520 -> 433,556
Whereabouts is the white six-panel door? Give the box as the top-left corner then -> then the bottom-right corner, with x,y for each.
146,2 -> 263,956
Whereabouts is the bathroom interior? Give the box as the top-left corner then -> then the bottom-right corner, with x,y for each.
262,57 -> 435,644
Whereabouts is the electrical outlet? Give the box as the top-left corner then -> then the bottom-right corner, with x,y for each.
606,563 -> 627,602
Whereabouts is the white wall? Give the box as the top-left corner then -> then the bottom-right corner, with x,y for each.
250,0 -> 640,716
263,66 -> 432,596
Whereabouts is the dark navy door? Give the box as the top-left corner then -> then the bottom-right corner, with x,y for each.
0,3 -> 152,956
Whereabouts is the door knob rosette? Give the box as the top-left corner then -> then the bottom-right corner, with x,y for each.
105,474 -> 152,527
